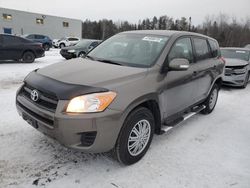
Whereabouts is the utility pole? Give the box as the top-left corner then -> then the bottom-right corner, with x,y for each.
102,20 -> 106,40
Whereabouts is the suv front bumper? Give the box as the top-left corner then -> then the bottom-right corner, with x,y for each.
16,89 -> 123,153
222,72 -> 247,86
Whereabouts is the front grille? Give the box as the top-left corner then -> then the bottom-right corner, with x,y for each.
17,101 -> 54,127
20,84 -> 58,112
225,66 -> 247,76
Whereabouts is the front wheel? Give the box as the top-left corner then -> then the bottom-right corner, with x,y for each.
201,84 -> 219,114
114,107 -> 155,165
59,43 -> 65,48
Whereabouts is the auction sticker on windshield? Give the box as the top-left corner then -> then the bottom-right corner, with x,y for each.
142,36 -> 164,43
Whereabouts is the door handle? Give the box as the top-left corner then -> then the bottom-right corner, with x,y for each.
193,71 -> 197,75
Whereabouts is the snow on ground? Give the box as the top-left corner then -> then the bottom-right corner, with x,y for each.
0,50 -> 250,188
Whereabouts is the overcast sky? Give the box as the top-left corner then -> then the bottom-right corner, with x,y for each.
0,0 -> 249,25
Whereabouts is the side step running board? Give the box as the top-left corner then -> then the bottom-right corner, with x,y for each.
161,105 -> 206,134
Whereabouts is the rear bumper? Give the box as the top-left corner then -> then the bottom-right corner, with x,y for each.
222,72 -> 247,86
16,86 -> 123,153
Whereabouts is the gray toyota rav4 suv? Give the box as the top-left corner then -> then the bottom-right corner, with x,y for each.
16,30 -> 224,165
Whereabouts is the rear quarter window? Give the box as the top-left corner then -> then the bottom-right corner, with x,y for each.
193,38 -> 210,61
208,39 -> 220,58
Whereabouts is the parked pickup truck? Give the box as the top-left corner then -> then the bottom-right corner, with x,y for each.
16,30 -> 224,165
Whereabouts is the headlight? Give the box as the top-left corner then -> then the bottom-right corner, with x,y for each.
66,91 -> 117,113
67,49 -> 76,53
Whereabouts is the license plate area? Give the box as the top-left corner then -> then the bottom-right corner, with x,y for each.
22,113 -> 38,129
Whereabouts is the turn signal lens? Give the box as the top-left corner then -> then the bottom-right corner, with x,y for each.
66,91 -> 117,113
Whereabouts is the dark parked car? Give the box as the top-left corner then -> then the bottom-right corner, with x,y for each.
60,39 -> 101,59
23,34 -> 52,51
0,34 -> 45,63
16,30 -> 224,165
221,47 -> 250,88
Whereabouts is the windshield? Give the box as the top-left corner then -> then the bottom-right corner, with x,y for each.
88,33 -> 169,67
221,49 -> 250,61
76,40 -> 92,47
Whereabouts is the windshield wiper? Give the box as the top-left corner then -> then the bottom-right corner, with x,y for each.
96,59 -> 123,66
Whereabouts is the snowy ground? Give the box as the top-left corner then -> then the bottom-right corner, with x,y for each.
0,49 -> 250,188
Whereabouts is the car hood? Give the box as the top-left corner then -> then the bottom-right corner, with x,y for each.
37,58 -> 147,88
225,58 -> 249,66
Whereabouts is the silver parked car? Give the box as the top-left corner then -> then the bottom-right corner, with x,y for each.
60,39 -> 101,59
221,48 -> 250,88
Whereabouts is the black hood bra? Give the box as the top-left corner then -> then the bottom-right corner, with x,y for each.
24,70 -> 108,100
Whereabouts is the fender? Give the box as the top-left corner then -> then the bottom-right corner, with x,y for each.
207,75 -> 223,96
119,92 -> 162,127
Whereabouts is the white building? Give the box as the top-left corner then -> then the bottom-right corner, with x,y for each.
0,7 -> 82,39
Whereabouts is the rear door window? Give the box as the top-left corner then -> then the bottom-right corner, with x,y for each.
168,37 -> 194,63
68,38 -> 79,41
90,41 -> 99,48
26,35 -> 35,39
35,35 -> 45,39
193,38 -> 210,61
2,35 -> 20,45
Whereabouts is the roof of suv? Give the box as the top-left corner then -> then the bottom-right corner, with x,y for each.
221,47 -> 250,51
122,30 -> 215,40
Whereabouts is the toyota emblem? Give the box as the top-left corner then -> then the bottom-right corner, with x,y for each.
30,90 -> 39,102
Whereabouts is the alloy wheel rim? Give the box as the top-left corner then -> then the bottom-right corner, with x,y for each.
127,119 -> 151,156
209,88 -> 218,109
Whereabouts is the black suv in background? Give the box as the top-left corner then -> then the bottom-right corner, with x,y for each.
23,34 -> 52,51
0,34 -> 45,63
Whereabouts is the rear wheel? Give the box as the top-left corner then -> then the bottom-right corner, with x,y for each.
201,84 -> 219,114
114,107 -> 155,165
22,51 -> 35,63
43,44 -> 50,51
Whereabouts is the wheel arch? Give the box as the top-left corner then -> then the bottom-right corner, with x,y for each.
120,93 -> 162,135
22,49 -> 36,58
207,76 -> 222,95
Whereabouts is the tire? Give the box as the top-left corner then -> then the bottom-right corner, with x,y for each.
241,72 -> 249,89
43,44 -> 50,51
59,43 -> 65,48
78,51 -> 86,58
114,107 -> 155,165
201,84 -> 219,114
22,51 -> 35,63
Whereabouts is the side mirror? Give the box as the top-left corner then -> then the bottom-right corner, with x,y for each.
168,58 -> 190,71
